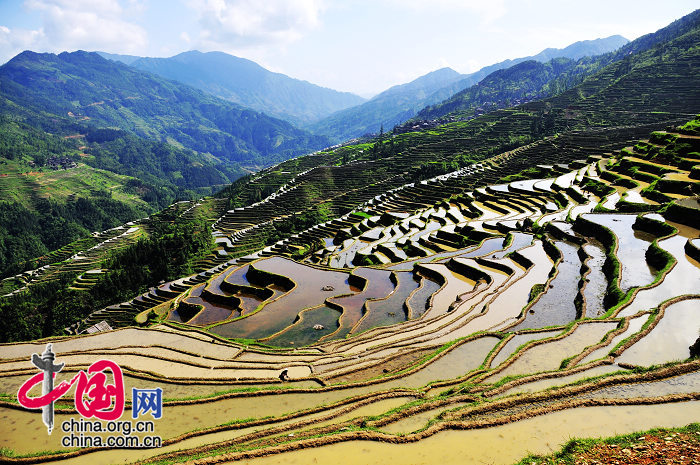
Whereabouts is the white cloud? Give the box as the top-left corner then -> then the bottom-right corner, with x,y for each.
0,25 -> 46,63
188,0 -> 324,50
0,0 -> 147,62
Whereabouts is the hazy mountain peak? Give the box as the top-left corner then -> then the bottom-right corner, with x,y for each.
124,50 -> 364,126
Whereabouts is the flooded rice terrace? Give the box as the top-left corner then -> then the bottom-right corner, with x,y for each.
1,142 -> 699,465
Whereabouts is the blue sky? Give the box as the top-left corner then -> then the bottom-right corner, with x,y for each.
0,0 -> 697,97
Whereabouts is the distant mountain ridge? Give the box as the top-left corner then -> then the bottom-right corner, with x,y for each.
116,51 -> 365,126
0,50 -> 329,166
307,35 -> 629,142
416,17 -> 700,122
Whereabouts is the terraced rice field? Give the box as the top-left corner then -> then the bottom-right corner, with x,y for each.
1,127 -> 699,464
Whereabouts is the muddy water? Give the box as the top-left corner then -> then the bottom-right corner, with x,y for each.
0,328 -> 242,361
578,315 -> 648,365
0,393 -> 410,460
264,306 -> 342,347
1,386 -> 402,455
495,364 -> 625,397
616,299 -> 700,366
420,264 -> 476,317
489,330 -> 561,368
483,242 -> 553,332
1,345 -> 246,372
328,336 -> 498,391
582,214 -> 657,292
381,337 -> 499,389
618,221 -> 700,317
490,233 -> 534,259
418,263 -> 512,346
233,402 -> 700,465
0,352 -> 311,380
212,257 -> 354,340
353,272 -> 420,333
406,275 -> 441,319
380,402 -> 471,434
582,240 -> 607,317
65,396 -> 413,465
0,373 -> 319,402
307,396 -> 416,430
512,241 -> 581,331
329,268 -> 395,339
485,322 -> 618,383
589,371 -> 700,399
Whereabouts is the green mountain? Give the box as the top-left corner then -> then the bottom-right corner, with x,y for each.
0,50 -> 331,277
0,50 -> 329,167
414,22 -> 699,122
124,51 -> 366,126
96,51 -> 142,65
307,35 -> 629,143
0,92 -> 244,277
306,67 -> 464,142
414,56 -> 600,122
224,8 -> 700,227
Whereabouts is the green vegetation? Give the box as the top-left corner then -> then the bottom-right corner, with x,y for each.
129,50 -> 365,126
0,216 -> 213,342
0,196 -> 145,278
0,51 -> 329,167
514,423 -> 700,465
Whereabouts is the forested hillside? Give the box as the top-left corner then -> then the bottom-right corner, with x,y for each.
0,51 -> 331,278
0,51 -> 329,167
418,10 -> 700,121
129,50 -> 365,126
307,35 -> 629,142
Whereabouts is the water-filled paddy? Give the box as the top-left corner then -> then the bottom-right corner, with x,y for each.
512,241 -> 581,330
495,364 -> 626,397
485,322 -> 618,383
489,330 -> 561,368
578,315 -> 647,365
582,214 -> 657,292
231,402 -> 700,465
406,274 -> 442,319
581,240 -> 607,317
616,298 -> 700,366
379,402 -> 471,435
617,221 -> 700,317
264,305 -> 341,347
211,257 -> 354,339
353,271 -> 419,332
329,267 -> 395,339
